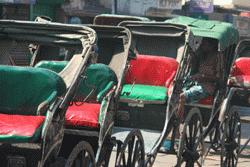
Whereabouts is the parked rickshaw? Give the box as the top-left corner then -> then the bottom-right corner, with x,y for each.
219,39 -> 250,167
93,14 -> 150,26
112,20 -> 193,167
112,16 -> 238,167
0,20 -> 96,167
35,25 -> 132,166
164,16 -> 239,166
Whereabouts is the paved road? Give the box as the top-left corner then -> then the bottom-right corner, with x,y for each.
154,123 -> 250,167
109,123 -> 250,167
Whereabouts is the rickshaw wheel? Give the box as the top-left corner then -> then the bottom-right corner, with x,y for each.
65,141 -> 96,167
177,108 -> 204,167
220,106 -> 241,167
115,129 -> 145,167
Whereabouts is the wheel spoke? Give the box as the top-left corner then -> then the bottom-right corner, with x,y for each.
195,159 -> 202,167
132,140 -> 140,167
193,120 -> 199,141
127,136 -> 135,165
122,153 -> 127,166
221,109 -> 241,167
230,118 -> 236,138
188,122 -> 194,148
116,130 -> 145,167
186,160 -> 194,167
177,110 -> 203,167
81,150 -> 87,167
232,153 -> 235,167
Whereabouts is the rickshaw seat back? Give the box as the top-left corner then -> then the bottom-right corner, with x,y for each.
66,63 -> 117,128
121,54 -> 178,103
35,60 -> 68,73
229,57 -> 250,87
75,63 -> 118,102
36,61 -> 117,128
0,66 -> 66,143
125,54 -> 178,87
36,61 -> 118,102
0,65 -> 66,115
61,64 -> 116,128
231,57 -> 250,76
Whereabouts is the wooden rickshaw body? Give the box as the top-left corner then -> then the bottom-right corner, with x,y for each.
113,20 -> 196,166
218,39 -> 250,167
41,25 -> 133,166
112,16 -> 239,167
0,20 -> 96,167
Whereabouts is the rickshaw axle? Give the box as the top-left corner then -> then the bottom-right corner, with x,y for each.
225,141 -> 238,152
182,149 -> 200,162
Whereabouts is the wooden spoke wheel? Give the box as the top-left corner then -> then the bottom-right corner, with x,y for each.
177,108 -> 204,167
115,129 -> 145,167
66,141 -> 96,167
220,106 -> 241,167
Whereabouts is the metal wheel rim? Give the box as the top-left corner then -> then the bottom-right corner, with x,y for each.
115,129 -> 145,167
220,107 -> 241,167
177,109 -> 204,167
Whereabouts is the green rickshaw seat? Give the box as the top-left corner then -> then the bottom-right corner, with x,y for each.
121,54 -> 178,104
65,63 -> 118,128
0,65 -> 66,143
35,61 -> 118,128
35,60 -> 68,73
120,84 -> 167,104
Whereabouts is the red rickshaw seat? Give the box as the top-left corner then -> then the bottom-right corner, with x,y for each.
65,103 -> 101,128
0,114 -> 45,142
231,57 -> 250,76
125,54 -> 178,88
229,57 -> 250,87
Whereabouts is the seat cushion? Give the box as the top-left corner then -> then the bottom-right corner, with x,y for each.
229,58 -> 250,88
0,65 -> 66,115
65,103 -> 101,128
36,62 -> 117,102
120,84 -> 167,103
231,57 -> 250,76
0,114 -> 45,143
35,61 -> 68,73
125,54 -> 178,88
76,64 -> 117,102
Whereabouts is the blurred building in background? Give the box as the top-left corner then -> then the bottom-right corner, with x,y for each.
0,0 -> 250,38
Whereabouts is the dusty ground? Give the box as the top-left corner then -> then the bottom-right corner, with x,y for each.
153,123 -> 250,167
109,123 -> 250,167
